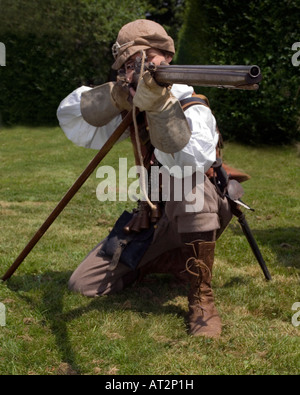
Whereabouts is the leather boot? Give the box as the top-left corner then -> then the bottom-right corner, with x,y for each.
184,240 -> 222,338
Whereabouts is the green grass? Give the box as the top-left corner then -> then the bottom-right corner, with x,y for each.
0,126 -> 299,375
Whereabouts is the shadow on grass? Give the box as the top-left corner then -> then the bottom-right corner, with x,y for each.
5,270 -> 189,375
229,224 -> 300,269
6,270 -> 80,374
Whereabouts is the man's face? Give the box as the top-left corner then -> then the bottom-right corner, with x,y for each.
124,48 -> 172,84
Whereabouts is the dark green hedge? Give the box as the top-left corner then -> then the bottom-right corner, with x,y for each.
176,0 -> 300,145
0,0 -> 147,125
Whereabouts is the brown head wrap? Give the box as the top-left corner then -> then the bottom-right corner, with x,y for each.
112,19 -> 175,70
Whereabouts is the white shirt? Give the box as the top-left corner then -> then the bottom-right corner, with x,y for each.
57,84 -> 219,173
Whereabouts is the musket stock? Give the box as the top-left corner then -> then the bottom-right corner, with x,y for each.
153,64 -> 262,90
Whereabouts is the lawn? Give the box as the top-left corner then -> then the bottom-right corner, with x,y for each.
0,125 -> 299,375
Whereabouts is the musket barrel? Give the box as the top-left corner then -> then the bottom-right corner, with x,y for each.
153,65 -> 262,89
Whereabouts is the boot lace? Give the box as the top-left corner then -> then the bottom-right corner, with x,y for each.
185,257 -> 211,283
185,257 -> 212,313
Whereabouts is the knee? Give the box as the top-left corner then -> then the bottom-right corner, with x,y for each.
68,269 -> 125,297
68,272 -> 98,297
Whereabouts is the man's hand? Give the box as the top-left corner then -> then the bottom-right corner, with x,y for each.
130,70 -> 191,154
132,71 -> 171,112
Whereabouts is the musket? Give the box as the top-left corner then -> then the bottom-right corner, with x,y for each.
2,64 -> 263,281
1,110 -> 135,281
152,64 -> 262,90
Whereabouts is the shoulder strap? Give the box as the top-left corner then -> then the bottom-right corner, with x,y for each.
180,92 -> 224,152
180,93 -> 251,183
180,93 -> 210,111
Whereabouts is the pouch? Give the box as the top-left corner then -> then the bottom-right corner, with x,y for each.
97,211 -> 154,271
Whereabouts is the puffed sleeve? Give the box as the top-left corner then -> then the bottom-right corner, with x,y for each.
57,86 -> 128,149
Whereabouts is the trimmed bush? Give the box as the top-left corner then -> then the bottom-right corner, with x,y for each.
0,0 -> 147,125
176,0 -> 300,144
